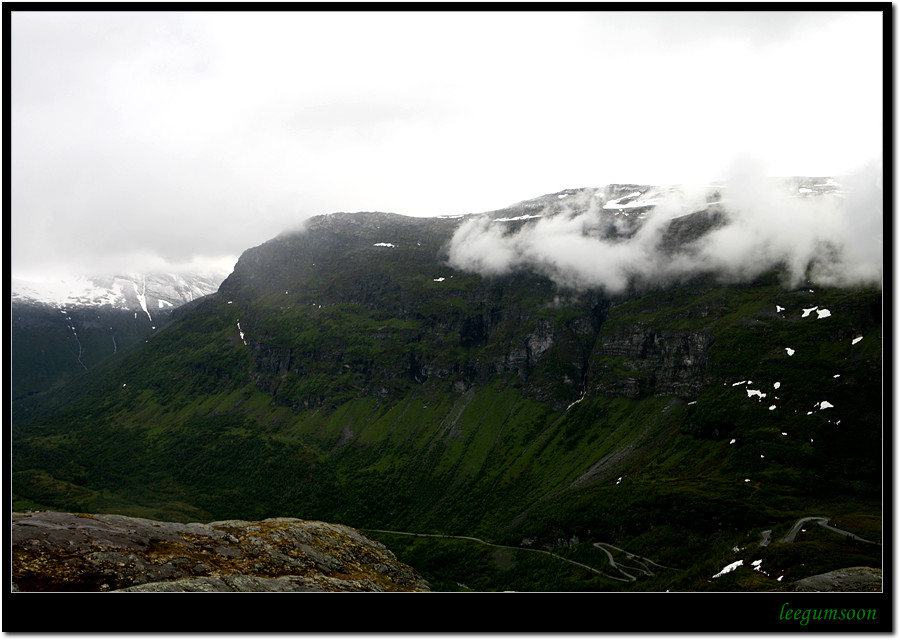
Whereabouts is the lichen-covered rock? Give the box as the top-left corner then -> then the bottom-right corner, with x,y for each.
791,566 -> 882,592
11,511 -> 429,592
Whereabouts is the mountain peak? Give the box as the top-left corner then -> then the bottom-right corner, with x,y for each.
12,271 -> 229,316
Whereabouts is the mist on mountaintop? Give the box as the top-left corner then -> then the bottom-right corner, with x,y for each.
446,160 -> 883,294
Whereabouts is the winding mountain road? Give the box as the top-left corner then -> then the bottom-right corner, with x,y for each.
368,515 -> 877,588
364,529 -> 670,583
780,517 -> 880,545
591,542 -> 673,581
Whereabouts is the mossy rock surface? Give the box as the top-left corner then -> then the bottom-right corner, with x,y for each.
12,511 -> 430,592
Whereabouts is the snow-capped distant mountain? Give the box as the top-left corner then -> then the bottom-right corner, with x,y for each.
11,270 -> 232,402
490,177 -> 843,219
12,271 -> 228,321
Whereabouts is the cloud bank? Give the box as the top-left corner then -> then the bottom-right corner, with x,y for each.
446,160 -> 883,293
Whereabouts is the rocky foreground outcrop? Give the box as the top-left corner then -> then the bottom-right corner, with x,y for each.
791,566 -> 883,592
12,511 -> 430,592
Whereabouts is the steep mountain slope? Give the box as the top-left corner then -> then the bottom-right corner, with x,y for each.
11,183 -> 882,591
11,271 -> 227,405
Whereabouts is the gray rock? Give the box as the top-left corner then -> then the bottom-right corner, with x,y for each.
594,329 -> 713,399
12,511 -> 429,593
792,566 -> 882,592
119,574 -> 386,592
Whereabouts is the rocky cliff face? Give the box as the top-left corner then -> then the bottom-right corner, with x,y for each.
213,185 -> 752,416
216,204 -> 658,414
12,511 -> 429,592
592,328 -> 714,399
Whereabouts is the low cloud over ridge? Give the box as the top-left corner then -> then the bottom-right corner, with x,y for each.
446,161 -> 883,294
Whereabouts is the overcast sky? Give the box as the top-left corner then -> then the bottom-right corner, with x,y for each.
10,9 -> 884,281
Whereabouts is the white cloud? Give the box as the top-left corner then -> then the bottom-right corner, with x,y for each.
447,159 -> 883,293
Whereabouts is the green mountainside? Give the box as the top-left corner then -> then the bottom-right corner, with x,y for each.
11,190 -> 883,591
10,303 -> 156,403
